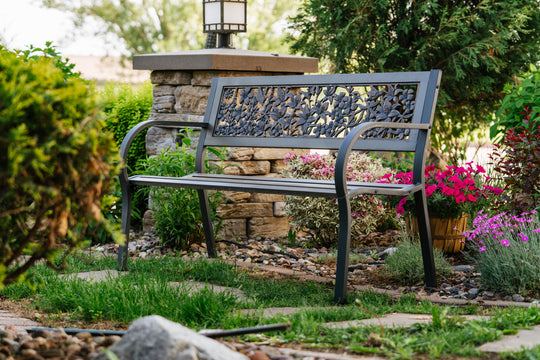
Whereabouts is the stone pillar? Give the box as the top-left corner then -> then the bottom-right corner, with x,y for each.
134,49 -> 318,239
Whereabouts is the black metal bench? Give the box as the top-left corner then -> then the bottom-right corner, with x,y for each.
117,70 -> 442,303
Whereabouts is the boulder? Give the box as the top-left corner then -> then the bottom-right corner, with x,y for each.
95,315 -> 248,360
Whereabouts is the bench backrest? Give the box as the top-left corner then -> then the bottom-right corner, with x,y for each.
200,70 -> 441,153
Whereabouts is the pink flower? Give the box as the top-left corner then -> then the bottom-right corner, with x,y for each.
467,194 -> 478,202
499,239 -> 510,247
479,246 -> 486,252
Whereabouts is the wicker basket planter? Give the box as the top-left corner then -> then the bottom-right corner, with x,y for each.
405,213 -> 469,254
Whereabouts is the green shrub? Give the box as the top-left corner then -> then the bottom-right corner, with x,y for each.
491,64 -> 540,141
139,130 -> 226,250
0,46 -> 120,288
101,82 -> 153,172
100,82 -> 153,228
385,232 -> 453,286
282,152 -> 390,248
465,211 -> 540,297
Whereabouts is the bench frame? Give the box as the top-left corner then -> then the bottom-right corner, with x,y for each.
117,70 -> 442,303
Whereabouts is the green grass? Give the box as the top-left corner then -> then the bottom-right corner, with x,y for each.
2,253 -> 540,359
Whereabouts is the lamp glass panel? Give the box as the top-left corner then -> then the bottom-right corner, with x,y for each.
223,2 -> 245,24
204,2 -> 221,24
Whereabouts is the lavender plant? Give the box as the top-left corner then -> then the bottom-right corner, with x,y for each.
282,152 -> 391,247
464,210 -> 540,297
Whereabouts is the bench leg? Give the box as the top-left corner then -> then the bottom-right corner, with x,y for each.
117,181 -> 131,271
334,197 -> 352,304
198,190 -> 217,258
414,189 -> 437,289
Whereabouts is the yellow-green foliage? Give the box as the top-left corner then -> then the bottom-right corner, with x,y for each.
0,46 -> 121,288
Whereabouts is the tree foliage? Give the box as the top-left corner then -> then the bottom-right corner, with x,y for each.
41,0 -> 299,55
288,0 -> 540,162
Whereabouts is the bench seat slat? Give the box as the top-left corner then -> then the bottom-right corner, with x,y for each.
128,174 -> 420,197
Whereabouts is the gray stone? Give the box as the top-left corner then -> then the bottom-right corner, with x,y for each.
377,247 -> 397,259
142,210 -> 155,234
146,126 -> 179,156
453,265 -> 474,272
273,202 -> 286,217
512,294 -> 525,302
248,216 -> 290,238
174,85 -> 210,115
94,315 -> 248,360
151,70 -> 192,85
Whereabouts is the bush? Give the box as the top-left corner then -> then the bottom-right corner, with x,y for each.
100,82 -> 153,229
282,152 -> 390,248
385,232 -> 453,286
464,211 -> 540,297
101,82 -> 153,172
489,121 -> 540,213
491,65 -> 540,141
0,45 -> 120,288
139,130 -> 226,250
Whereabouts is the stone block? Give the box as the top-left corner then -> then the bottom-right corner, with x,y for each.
142,210 -> 156,233
271,159 -> 287,174
250,193 -> 285,203
151,70 -> 192,85
153,85 -> 176,97
228,147 -> 254,161
274,201 -> 287,217
218,161 -> 271,175
252,148 -> 295,160
248,216 -> 291,238
152,95 -> 175,113
218,219 -> 247,240
218,203 -> 273,219
222,191 -> 252,203
192,71 -> 280,86
174,85 -> 210,115
146,126 -> 179,156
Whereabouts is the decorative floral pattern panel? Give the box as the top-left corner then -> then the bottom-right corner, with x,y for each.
213,84 -> 417,140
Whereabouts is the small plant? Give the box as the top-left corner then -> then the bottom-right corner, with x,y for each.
282,152 -> 390,248
464,210 -> 540,297
384,231 -> 452,286
139,130 -> 226,250
381,163 -> 504,219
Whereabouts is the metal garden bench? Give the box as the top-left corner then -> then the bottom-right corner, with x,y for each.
117,70 -> 442,303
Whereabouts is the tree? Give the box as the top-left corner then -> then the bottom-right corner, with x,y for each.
41,0 -> 299,56
288,0 -> 540,162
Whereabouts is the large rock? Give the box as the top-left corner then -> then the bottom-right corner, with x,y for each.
95,315 -> 248,360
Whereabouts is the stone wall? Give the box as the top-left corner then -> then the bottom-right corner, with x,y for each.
144,70 -> 307,240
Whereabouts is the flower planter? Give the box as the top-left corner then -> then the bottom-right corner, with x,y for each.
405,213 -> 469,254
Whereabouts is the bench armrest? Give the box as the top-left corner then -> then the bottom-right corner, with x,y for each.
334,122 -> 431,198
118,119 -> 207,185
119,120 -> 208,164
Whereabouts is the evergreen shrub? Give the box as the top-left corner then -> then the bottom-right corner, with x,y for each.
0,45 -> 120,288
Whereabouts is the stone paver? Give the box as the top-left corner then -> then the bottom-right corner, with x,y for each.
477,325 -> 540,353
169,280 -> 248,301
325,312 -> 489,329
59,269 -> 124,281
0,310 -> 40,334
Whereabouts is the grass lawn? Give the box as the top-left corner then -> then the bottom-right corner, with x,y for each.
2,252 -> 540,359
